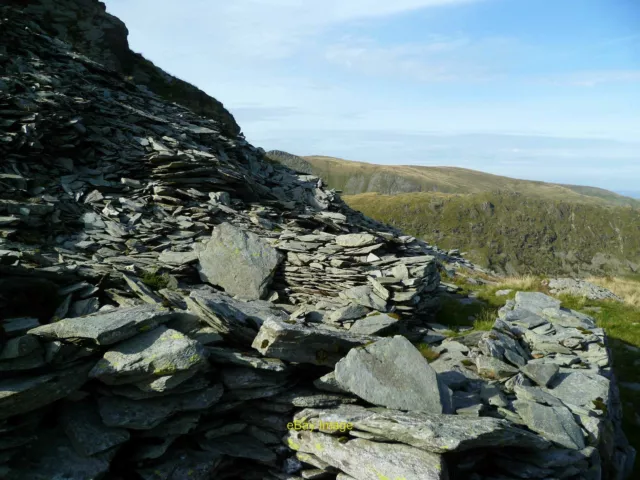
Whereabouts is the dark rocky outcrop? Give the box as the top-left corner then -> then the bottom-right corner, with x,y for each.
3,0 -> 241,138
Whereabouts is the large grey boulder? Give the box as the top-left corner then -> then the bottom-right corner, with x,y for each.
252,319 -> 374,366
186,288 -> 288,344
28,305 -> 175,346
286,430 -> 447,480
196,222 -> 283,300
334,336 -> 447,413
89,326 -> 207,387
296,404 -> 550,453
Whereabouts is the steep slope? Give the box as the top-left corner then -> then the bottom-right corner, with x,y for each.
8,0 -> 241,138
345,191 -> 640,276
269,152 -> 640,208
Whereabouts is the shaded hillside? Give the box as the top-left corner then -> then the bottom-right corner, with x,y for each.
11,0 -> 241,137
265,150 -> 313,174
289,154 -> 640,208
345,191 -> 640,276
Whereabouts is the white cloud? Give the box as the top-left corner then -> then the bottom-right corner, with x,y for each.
105,0 -> 483,61
323,35 -> 512,82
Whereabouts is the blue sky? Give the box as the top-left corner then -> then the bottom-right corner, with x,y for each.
104,0 -> 639,192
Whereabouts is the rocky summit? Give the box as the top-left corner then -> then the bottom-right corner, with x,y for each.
0,2 -> 635,480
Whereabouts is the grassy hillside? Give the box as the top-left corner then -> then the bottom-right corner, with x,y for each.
270,153 -> 640,208
344,191 -> 640,275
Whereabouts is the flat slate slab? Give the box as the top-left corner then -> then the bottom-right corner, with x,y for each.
295,404 -> 551,453
513,399 -> 585,450
28,305 -> 175,346
334,336 -> 446,413
98,384 -> 223,430
286,429 -> 447,480
0,361 -> 95,420
348,313 -> 399,336
252,319 -> 374,366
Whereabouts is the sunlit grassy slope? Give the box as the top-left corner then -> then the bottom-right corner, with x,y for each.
344,191 -> 640,276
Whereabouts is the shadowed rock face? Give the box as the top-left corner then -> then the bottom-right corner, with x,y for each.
0,277 -> 59,321
5,0 -> 241,138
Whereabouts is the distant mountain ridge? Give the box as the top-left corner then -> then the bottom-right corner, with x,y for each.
265,151 -> 640,208
266,151 -> 640,275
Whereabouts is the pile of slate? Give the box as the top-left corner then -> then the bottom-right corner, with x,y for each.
0,2 -> 634,480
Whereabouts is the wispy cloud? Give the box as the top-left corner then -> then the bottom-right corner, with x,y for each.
106,0 -> 485,61
324,35 -> 513,82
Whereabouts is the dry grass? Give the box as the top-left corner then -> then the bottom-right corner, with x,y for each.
587,276 -> 640,308
494,275 -> 544,291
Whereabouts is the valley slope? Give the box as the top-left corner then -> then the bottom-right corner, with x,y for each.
267,151 -> 640,275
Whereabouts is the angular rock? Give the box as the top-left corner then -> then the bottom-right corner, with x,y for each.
89,326 -> 207,386
252,319 -> 374,366
327,304 -> 370,323
197,222 -> 283,300
0,361 -> 95,420
475,355 -> 519,379
98,384 -> 223,429
28,305 -> 175,346
334,233 -> 378,247
339,285 -> 387,311
187,289 -> 288,344
334,336 -> 446,413
548,371 -> 610,412
296,404 -> 551,453
207,346 -> 288,372
521,362 -> 559,387
515,292 -> 562,314
513,399 -> 586,450
286,430 -> 446,480
348,313 -> 399,335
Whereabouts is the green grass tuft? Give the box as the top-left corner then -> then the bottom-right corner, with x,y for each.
415,343 -> 441,362
141,270 -> 171,290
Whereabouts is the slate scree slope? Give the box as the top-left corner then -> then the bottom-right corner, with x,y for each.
0,2 -> 635,479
